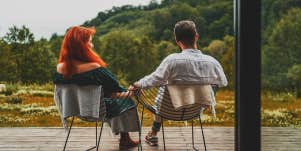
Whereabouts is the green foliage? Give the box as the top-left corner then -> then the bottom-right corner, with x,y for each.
0,26 -> 57,84
287,65 -> 301,83
287,64 -> 301,97
3,84 -> 19,96
5,96 -> 22,104
155,41 -> 179,61
264,91 -> 296,102
20,39 -> 57,83
99,30 -> 158,84
0,0 -> 236,88
262,8 -> 301,90
3,25 -> 34,45
30,91 -> 54,97
262,0 -> 301,44
0,40 -> 18,82
205,40 -> 226,59
49,33 -> 63,58
205,35 -> 234,89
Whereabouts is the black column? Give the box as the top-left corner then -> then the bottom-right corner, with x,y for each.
235,0 -> 261,151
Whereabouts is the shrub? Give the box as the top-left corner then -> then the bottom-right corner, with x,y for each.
22,83 -> 54,91
3,84 -> 19,96
30,90 -> 54,97
265,91 -> 296,102
5,96 -> 22,104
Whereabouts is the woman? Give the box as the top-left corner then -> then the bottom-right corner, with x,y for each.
53,26 -> 139,150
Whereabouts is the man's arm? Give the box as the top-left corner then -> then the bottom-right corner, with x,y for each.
213,61 -> 228,87
132,57 -> 172,89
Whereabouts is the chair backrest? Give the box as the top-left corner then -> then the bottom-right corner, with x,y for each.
135,85 -> 215,121
54,84 -> 106,128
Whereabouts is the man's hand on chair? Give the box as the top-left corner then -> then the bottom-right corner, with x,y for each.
128,82 -> 140,91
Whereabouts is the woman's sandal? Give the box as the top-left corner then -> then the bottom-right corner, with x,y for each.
145,131 -> 158,146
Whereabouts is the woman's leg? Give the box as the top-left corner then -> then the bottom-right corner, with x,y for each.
107,108 -> 140,149
119,132 -> 139,150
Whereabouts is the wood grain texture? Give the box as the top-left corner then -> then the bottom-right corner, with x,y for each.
0,127 -> 300,151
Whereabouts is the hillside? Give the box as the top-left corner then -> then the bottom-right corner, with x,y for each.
0,0 -> 301,93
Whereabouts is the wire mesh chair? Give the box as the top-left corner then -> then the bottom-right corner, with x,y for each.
54,85 -> 142,151
133,85 -> 217,151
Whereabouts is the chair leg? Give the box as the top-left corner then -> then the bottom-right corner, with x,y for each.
96,122 -> 98,146
141,106 -> 145,129
161,118 -> 166,151
96,121 -> 104,151
192,120 -> 198,151
136,106 -> 144,151
63,116 -> 74,151
199,115 -> 207,151
140,106 -> 145,151
86,122 -> 100,151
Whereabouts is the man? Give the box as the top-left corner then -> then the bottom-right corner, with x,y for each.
130,20 -> 228,146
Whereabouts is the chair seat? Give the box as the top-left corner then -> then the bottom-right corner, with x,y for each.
134,85 -> 213,151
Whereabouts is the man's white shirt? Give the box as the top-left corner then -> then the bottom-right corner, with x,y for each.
137,49 -> 228,88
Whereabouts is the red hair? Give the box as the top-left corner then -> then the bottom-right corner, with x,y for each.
59,26 -> 106,78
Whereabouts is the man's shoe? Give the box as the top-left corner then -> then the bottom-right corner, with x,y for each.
145,131 -> 158,146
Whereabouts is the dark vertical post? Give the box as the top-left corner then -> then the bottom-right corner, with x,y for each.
235,0 -> 261,151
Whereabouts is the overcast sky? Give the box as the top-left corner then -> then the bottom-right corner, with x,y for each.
0,0 -> 152,40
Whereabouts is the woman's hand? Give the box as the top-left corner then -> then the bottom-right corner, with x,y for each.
111,91 -> 133,99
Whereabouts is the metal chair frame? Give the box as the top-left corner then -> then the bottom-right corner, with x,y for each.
62,92 -> 142,151
134,86 -> 209,151
63,117 -> 104,151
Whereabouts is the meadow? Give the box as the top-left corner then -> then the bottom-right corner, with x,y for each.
0,83 -> 300,127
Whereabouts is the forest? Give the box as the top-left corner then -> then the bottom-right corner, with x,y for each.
1,0 -> 301,94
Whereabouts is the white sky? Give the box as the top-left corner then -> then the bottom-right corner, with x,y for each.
0,0 -> 152,40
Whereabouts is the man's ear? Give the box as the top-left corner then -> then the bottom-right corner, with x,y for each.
176,40 -> 184,49
195,33 -> 199,42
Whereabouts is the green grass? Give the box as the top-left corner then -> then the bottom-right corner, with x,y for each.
0,84 -> 301,127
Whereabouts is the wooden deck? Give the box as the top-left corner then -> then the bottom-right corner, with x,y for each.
0,127 -> 300,151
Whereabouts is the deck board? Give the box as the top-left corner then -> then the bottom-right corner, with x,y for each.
0,127 -> 300,151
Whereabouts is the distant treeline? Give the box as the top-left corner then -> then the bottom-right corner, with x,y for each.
0,0 -> 301,95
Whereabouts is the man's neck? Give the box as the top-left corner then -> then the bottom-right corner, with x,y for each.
181,45 -> 197,51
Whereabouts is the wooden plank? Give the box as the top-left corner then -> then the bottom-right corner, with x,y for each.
0,127 -> 300,151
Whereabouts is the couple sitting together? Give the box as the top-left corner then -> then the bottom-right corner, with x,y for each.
53,20 -> 227,150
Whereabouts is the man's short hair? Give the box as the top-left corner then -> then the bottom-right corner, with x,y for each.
174,20 -> 198,47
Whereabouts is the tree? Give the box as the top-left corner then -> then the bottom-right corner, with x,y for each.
155,41 -> 178,62
205,40 -> 226,60
21,39 -> 57,83
262,0 -> 301,44
220,35 -> 234,89
49,33 -> 63,58
4,25 -> 34,46
0,40 -> 18,82
2,26 -> 56,83
262,8 -> 301,90
98,30 -> 158,84
2,25 -> 36,82
205,35 -> 234,89
287,64 -> 301,98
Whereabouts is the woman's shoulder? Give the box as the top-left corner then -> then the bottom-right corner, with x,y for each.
56,62 -> 102,74
56,63 -> 64,74
54,62 -> 105,84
